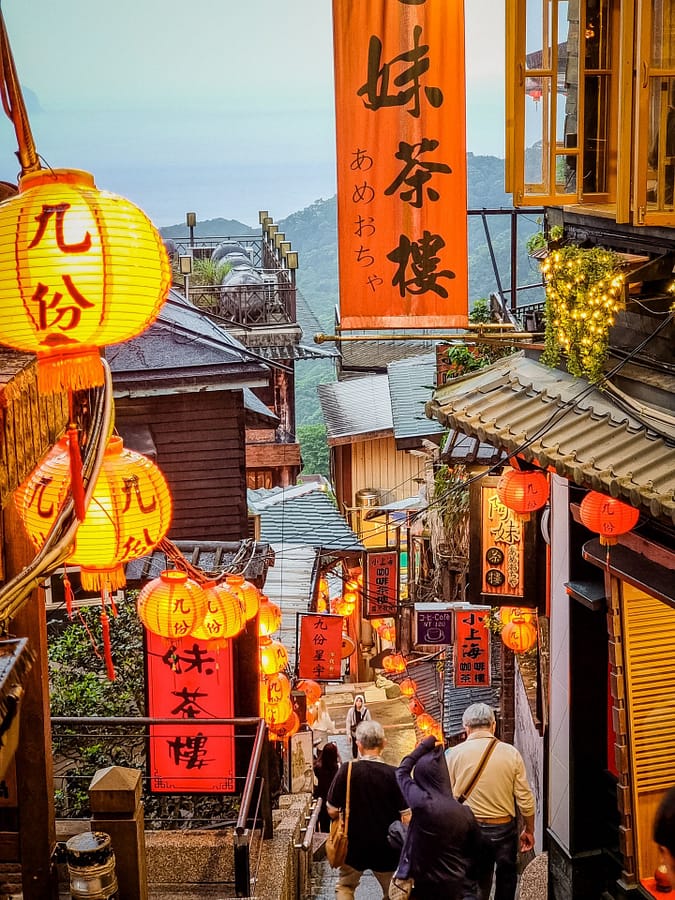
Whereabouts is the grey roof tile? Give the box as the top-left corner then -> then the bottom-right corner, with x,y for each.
318,375 -> 393,440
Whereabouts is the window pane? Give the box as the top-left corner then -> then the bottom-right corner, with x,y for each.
556,154 -> 577,193
647,77 -> 675,210
525,77 -> 550,190
652,0 -> 675,69
526,0 -> 551,70
585,0 -> 611,70
583,75 -> 611,192
557,2 -> 576,146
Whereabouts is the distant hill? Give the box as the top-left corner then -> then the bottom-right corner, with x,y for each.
161,218 -> 256,239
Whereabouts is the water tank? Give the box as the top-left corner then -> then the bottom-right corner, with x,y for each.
355,488 -> 381,508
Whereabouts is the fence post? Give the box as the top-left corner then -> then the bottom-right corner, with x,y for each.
234,830 -> 251,897
260,737 -> 273,839
88,766 -> 147,900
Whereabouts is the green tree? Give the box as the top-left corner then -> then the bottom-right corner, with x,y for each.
298,423 -> 330,478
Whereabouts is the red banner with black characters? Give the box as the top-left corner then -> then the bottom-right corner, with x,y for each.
454,606 -> 491,688
332,0 -> 468,329
364,549 -> 399,618
298,614 -> 343,681
146,631 -> 235,793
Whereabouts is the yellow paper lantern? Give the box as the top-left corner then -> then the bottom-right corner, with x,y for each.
383,653 -> 406,674
258,595 -> 282,637
259,636 -> 289,675
501,618 -> 538,654
499,606 -> 536,627
191,581 -> 245,646
0,168 -> 170,393
226,574 -> 260,621
137,570 -> 207,641
260,672 -> 292,708
15,434 -> 172,590
268,710 -> 300,741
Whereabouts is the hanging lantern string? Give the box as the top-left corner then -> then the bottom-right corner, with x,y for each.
0,5 -> 40,175
0,361 -> 114,624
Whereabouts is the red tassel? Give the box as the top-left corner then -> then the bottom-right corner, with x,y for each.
63,571 -> 74,619
100,593 -> 116,681
67,423 -> 87,521
109,589 -> 118,618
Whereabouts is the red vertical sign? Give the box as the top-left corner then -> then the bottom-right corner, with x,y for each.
146,631 -> 235,793
332,0 -> 468,328
454,607 -> 491,688
365,549 -> 399,617
298,614 -> 343,681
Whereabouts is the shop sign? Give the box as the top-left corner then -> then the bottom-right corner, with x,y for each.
298,614 -> 343,681
454,606 -> 491,688
364,549 -> 399,617
481,484 -> 525,600
414,602 -> 453,645
146,631 -> 235,793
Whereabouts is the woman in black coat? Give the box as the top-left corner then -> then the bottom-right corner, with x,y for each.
396,735 -> 484,899
313,742 -> 340,833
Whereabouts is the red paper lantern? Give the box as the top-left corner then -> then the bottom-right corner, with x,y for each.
16,434 -> 172,590
332,596 -> 355,617
268,710 -> 300,741
416,713 -> 438,733
258,595 -> 282,637
296,679 -> 322,705
341,632 -> 357,659
500,606 -> 536,627
383,653 -> 406,674
225,574 -> 260,621
497,468 -> 549,521
399,677 -> 417,698
409,697 -> 424,716
259,636 -> 289,675
191,581 -> 245,646
0,168 -> 170,393
501,618 -> 538,654
579,491 -> 640,545
260,672 -> 292,707
137,570 -> 207,641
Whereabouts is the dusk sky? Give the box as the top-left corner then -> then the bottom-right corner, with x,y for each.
0,1 -> 505,228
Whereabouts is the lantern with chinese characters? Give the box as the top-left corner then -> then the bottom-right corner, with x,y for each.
296,679 -> 322,705
191,581 -> 245,646
260,672 -> 292,707
0,168 -> 170,393
268,711 -> 300,741
225,574 -> 260,621
258,595 -> 282,637
399,677 -> 417,698
259,636 -> 289,675
501,617 -> 538,654
499,606 -> 536,627
137,570 -> 207,641
496,468 -> 549,521
15,435 -> 172,590
383,652 -> 406,674
579,491 -> 640,545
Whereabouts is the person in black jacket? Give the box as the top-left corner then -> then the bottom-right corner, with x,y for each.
313,742 -> 340,833
396,735 -> 484,900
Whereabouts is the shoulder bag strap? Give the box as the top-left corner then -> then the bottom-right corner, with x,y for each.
455,737 -> 498,804
344,761 -> 353,829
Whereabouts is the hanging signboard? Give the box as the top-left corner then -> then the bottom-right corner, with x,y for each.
146,631 -> 235,793
364,548 -> 399,618
332,0 -> 468,329
414,602 -> 453,645
454,606 -> 491,688
298,614 -> 344,681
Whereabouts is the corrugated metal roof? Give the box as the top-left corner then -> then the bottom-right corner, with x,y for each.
262,543 -> 318,670
339,338 -> 436,373
442,639 -> 502,738
249,485 -> 364,552
318,375 -> 393,441
426,352 -> 675,524
387,354 -> 444,443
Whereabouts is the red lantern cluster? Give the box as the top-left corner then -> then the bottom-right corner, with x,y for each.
497,468 -> 549,521
579,491 -> 639,545
383,652 -> 406,674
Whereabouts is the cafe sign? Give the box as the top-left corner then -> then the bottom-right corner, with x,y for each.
414,603 -> 453,645
454,605 -> 491,688
364,549 -> 399,618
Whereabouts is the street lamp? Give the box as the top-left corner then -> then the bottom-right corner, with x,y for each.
186,212 -> 196,250
179,254 -> 193,300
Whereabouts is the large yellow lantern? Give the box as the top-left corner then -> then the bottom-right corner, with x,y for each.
191,581 -> 245,646
15,435 -> 172,590
258,595 -> 282,637
226,574 -> 261,621
0,168 -> 170,393
137,570 -> 207,641
259,636 -> 289,675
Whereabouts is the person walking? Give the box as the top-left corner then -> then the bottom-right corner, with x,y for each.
446,703 -> 535,900
313,741 -> 340,833
345,694 -> 371,758
327,720 -> 410,899
396,734 -> 484,899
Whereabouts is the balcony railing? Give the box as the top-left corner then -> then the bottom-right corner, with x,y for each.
189,277 -> 296,328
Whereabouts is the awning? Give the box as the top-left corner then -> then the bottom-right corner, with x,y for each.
426,352 -> 675,524
243,387 -> 280,426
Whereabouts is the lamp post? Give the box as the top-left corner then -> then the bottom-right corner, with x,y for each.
186,212 -> 196,251
179,254 -> 193,301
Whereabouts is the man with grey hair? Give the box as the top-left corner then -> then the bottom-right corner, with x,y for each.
327,720 -> 410,899
445,703 -> 535,900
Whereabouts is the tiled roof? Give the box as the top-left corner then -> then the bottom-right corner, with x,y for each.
318,375 -> 393,442
426,352 -> 675,524
124,540 -> 273,584
249,485 -> 364,552
387,354 -> 444,444
339,338 -> 436,374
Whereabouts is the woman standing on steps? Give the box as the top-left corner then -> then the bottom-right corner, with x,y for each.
345,694 -> 371,758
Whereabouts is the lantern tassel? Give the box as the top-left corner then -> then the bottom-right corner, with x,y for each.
100,609 -> 116,681
67,423 -> 87,521
63,570 -> 74,619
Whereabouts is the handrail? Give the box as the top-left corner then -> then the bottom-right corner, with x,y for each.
236,718 -> 267,836
296,798 -> 322,852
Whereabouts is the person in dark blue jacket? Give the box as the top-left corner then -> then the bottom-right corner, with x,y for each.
396,735 -> 484,900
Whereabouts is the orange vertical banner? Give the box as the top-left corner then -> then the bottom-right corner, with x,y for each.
332,0 -> 468,329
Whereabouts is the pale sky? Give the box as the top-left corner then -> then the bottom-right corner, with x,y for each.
0,0 -> 505,227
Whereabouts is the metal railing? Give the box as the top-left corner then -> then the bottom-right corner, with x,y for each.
190,277 -> 297,327
51,715 -> 272,895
